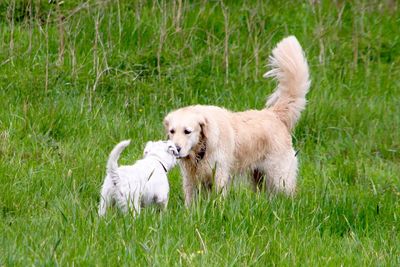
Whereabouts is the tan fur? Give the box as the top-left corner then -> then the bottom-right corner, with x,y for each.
164,36 -> 310,206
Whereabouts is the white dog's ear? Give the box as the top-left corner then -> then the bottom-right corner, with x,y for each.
166,141 -> 179,157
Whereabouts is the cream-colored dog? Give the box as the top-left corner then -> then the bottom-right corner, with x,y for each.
164,36 -> 311,206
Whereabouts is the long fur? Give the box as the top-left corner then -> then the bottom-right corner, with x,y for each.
164,36 -> 310,206
263,36 -> 311,130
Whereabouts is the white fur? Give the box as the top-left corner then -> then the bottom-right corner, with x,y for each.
164,36 -> 310,205
98,140 -> 178,216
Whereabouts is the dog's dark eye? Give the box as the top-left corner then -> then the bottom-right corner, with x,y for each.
184,129 -> 192,135
170,129 -> 175,134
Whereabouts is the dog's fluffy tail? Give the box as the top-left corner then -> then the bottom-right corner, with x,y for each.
263,36 -> 311,131
107,140 -> 131,185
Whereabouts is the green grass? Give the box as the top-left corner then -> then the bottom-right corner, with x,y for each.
1,0 -> 399,265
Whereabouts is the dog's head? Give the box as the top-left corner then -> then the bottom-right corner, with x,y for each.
144,140 -> 178,157
163,109 -> 207,158
143,140 -> 178,169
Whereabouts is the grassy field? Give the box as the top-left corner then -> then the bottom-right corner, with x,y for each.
0,0 -> 399,265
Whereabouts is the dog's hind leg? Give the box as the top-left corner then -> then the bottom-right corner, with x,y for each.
98,178 -> 114,216
98,196 -> 108,216
128,190 -> 141,217
261,149 -> 298,196
251,169 -> 265,192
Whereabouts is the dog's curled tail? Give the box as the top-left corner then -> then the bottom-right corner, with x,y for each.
107,140 -> 131,185
263,36 -> 311,131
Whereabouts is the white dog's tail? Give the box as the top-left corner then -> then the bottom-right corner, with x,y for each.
263,36 -> 311,131
107,140 -> 131,185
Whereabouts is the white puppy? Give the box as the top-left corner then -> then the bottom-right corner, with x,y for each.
98,140 -> 178,216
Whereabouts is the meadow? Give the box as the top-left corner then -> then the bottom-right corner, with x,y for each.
0,0 -> 399,265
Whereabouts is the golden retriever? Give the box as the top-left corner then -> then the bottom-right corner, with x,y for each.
164,36 -> 310,206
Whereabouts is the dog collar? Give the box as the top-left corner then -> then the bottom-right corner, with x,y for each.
158,160 -> 168,173
195,142 -> 206,162
198,146 -> 206,160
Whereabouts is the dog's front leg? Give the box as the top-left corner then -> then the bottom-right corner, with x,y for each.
98,197 -> 107,216
214,167 -> 231,197
183,174 -> 196,207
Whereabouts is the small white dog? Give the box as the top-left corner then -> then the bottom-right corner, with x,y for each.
98,140 -> 178,216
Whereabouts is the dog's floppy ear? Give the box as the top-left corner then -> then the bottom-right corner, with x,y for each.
166,140 -> 179,157
163,117 -> 171,139
163,116 -> 170,130
198,115 -> 208,138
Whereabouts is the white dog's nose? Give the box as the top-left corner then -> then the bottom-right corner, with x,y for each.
176,146 -> 181,153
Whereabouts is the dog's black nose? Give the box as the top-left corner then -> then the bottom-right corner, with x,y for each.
176,146 -> 181,153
